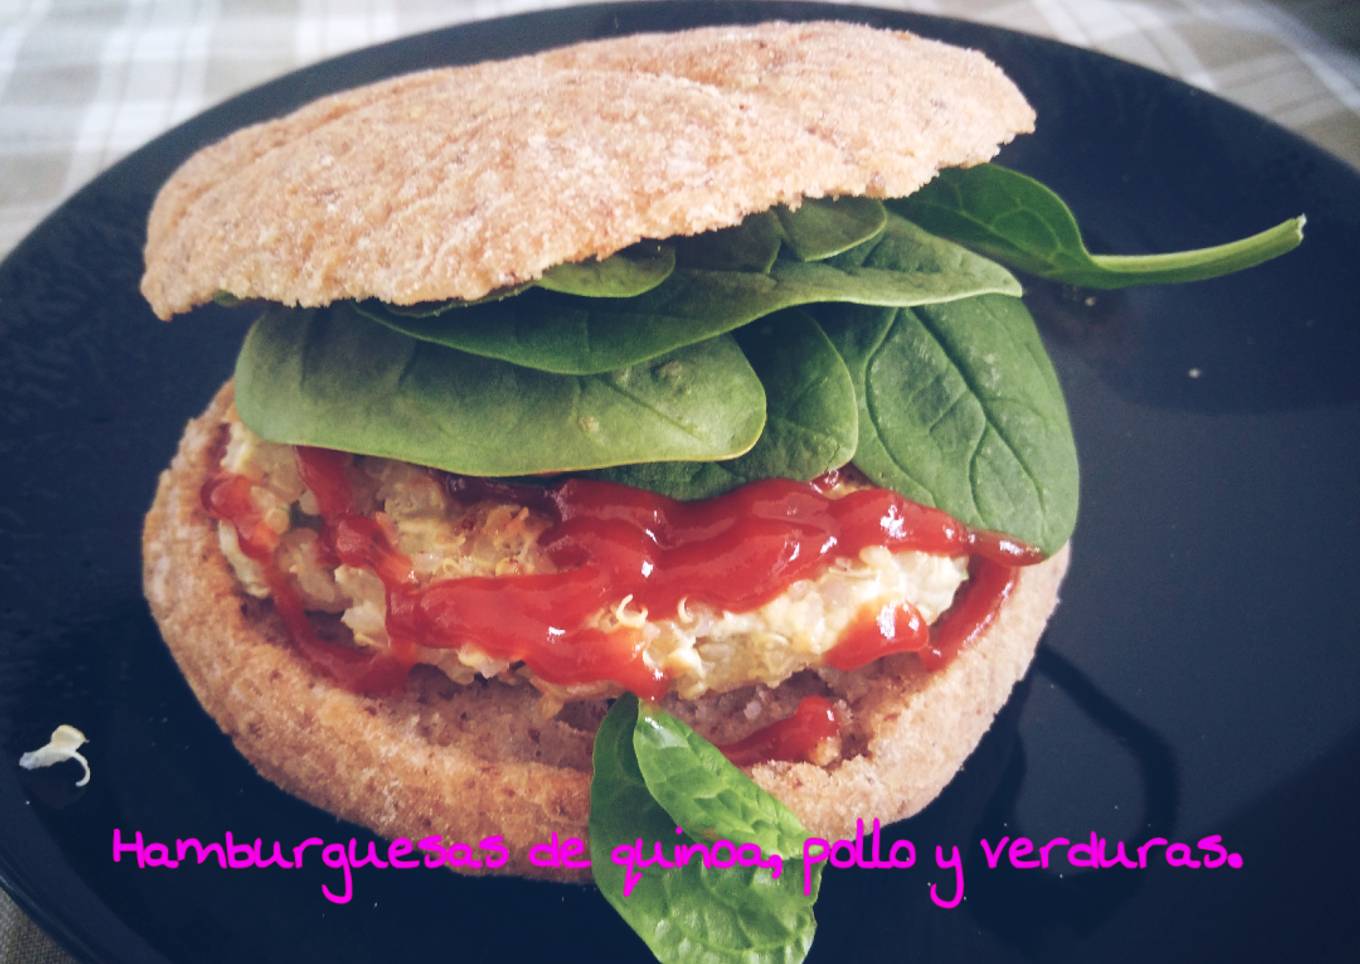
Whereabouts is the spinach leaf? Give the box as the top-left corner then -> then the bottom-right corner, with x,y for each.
632,702 -> 814,866
234,304 -> 766,476
894,164 -> 1304,288
384,283 -> 533,316
595,311 -> 856,500
591,697 -> 817,964
773,196 -> 887,261
360,214 -> 1020,375
536,242 -> 676,297
675,212 -> 782,273
387,244 -> 677,317
378,197 -> 880,322
820,295 -> 1079,554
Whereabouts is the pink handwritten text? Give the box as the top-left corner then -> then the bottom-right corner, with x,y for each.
111,828 -> 509,904
112,825 -> 1244,907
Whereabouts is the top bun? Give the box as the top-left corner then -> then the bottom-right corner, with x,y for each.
140,21 -> 1034,320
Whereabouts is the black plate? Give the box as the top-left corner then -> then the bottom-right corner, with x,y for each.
2,3 -> 1357,961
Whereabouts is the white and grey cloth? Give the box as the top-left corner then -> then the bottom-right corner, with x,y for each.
0,0 -> 1356,960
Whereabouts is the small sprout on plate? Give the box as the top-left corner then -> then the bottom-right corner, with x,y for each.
19,724 -> 91,787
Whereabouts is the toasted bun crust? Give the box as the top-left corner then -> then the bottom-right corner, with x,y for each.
140,21 -> 1034,320
143,384 -> 1067,881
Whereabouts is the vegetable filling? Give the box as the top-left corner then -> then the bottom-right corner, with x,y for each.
208,415 -> 1015,707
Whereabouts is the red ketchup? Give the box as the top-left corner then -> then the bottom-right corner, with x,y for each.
826,600 -> 930,672
203,453 -> 1045,759
201,463 -> 409,692
719,697 -> 840,767
920,557 -> 1021,671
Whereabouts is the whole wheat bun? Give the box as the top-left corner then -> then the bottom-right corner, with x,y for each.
140,20 -> 1034,320
143,384 -> 1069,882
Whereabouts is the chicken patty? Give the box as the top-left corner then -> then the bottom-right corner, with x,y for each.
214,411 -> 970,705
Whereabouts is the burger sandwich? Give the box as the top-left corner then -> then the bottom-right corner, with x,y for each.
138,20 -> 1302,960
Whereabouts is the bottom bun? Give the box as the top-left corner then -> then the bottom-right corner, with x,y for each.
143,383 -> 1070,881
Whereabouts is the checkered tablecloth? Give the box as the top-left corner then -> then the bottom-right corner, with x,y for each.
1,0 -> 1357,960
3,0 -> 1358,260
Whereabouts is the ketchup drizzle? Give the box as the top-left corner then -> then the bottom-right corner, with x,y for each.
919,557 -> 1020,671
826,600 -> 930,672
720,697 -> 840,767
203,450 -> 1044,758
